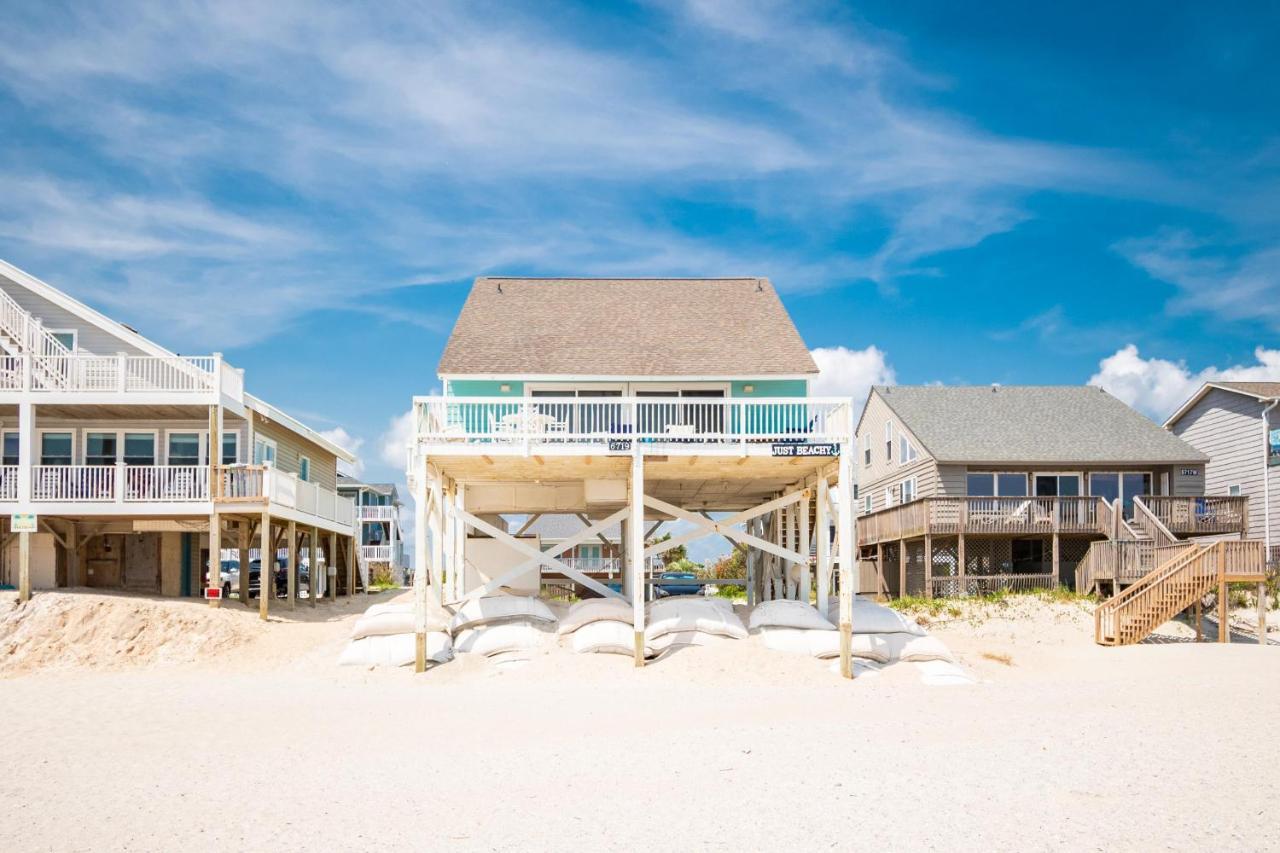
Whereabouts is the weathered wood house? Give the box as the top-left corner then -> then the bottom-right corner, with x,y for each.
409,277 -> 859,673
854,384 -> 1253,600
0,258 -> 361,610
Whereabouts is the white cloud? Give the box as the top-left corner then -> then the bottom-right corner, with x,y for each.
1088,344 -> 1280,420
809,345 -> 896,408
1116,230 -> 1280,330
317,427 -> 364,478
378,409 -> 416,473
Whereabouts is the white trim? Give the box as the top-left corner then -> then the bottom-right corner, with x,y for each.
82,427 -> 160,466
899,433 -> 919,464
299,455 -> 311,482
883,486 -> 894,508
1030,471 -> 1083,497
1165,381 -> 1280,428
441,373 -> 814,382
253,434 -> 278,465
46,328 -> 78,353
37,428 -> 76,464
965,471 -> 1030,497
244,394 -> 355,464
899,475 -> 918,504
1228,483 -> 1242,497
862,493 -> 872,515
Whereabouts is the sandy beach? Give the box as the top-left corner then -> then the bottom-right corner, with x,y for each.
2,589 -> 1277,852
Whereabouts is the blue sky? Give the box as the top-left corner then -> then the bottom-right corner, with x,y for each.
1,0 -> 1278,552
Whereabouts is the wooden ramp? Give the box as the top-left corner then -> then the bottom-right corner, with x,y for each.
1095,540 -> 1267,646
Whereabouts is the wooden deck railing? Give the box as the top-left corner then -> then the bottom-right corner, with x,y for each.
1140,495 -> 1249,536
859,496 -> 1110,545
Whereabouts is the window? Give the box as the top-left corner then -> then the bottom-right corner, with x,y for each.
1270,427 -> 1280,467
299,456 -> 311,482
1228,484 -> 1242,497
1088,472 -> 1152,519
40,432 -> 73,465
900,477 -> 917,504
123,433 -> 155,466
168,433 -> 201,466
863,432 -> 871,466
1,431 -> 16,467
222,432 -> 239,465
85,432 -> 118,466
1033,474 -> 1081,497
863,494 -> 873,515
48,329 -> 77,352
884,487 -> 894,508
884,422 -> 894,463
966,472 -> 1028,497
899,435 -> 918,464
253,436 -> 277,465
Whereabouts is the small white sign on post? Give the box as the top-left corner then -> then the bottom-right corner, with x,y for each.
11,512 -> 38,533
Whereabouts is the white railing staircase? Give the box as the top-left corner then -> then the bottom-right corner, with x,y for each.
0,286 -> 75,389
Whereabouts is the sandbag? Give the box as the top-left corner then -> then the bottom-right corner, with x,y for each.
571,620 -> 649,656
882,632 -> 954,663
353,601 -> 450,637
453,620 -> 552,657
648,595 -> 734,614
645,597 -> 748,642
748,600 -> 835,632
827,597 -> 926,637
757,627 -> 890,662
647,630 -> 728,655
449,595 -> 557,635
338,632 -> 452,667
558,597 -> 634,635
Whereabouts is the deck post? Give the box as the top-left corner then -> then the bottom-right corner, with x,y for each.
346,534 -> 356,597
799,491 -> 811,604
413,455 -> 429,673
1258,582 -> 1267,646
329,531 -> 338,601
745,519 -> 757,607
837,443 -> 856,679
429,467 -> 444,601
442,481 -> 455,602
17,530 -> 30,603
309,526 -> 319,607
238,518 -> 250,606
287,520 -> 297,609
207,512 -> 221,608
630,452 -> 645,667
1195,599 -> 1202,642
875,541 -> 885,598
453,486 -> 466,600
899,538 -> 907,598
1218,580 -> 1228,643
1051,532 -> 1061,588
816,477 -> 831,614
259,514 -> 271,621
924,534 -> 933,599
957,532 -> 966,597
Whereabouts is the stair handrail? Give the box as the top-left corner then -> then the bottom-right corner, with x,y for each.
0,286 -> 74,389
1095,544 -> 1216,644
1133,496 -> 1178,548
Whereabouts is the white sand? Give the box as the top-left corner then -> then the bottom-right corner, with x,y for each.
2,589 -> 1278,852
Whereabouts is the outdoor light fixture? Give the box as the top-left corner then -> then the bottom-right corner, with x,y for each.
743,384 -> 754,393
500,384 -> 511,392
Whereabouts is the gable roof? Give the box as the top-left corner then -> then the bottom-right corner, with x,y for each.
868,385 -> 1207,465
337,473 -> 400,499
1164,381 -> 1280,427
438,277 -> 818,378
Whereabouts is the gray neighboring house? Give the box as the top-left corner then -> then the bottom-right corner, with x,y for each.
1165,381 -> 1280,563
336,474 -> 405,583
854,385 -> 1247,597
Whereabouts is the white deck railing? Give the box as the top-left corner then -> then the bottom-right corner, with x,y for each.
361,544 -> 395,562
24,354 -> 220,394
415,396 -> 853,448
0,465 -> 17,501
23,464 -> 212,502
217,465 -> 356,527
356,505 -> 398,522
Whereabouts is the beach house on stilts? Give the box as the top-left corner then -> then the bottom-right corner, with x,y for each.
853,385 -> 1268,645
0,259 -> 362,614
408,277 -> 859,674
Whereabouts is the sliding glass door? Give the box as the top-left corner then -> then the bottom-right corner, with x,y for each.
1088,472 -> 1152,519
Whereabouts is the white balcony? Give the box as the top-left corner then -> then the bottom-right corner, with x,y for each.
360,544 -> 396,562
0,353 -> 244,405
216,465 -> 356,531
356,505 -> 398,522
414,396 -> 853,455
21,464 -> 211,503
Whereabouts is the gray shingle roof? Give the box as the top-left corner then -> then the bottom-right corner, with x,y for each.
438,277 -> 818,377
873,385 -> 1208,464
1213,381 -> 1280,399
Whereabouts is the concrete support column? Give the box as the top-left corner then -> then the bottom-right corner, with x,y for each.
413,455 -> 429,673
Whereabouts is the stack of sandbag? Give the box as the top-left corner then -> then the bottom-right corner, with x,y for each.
339,600 -> 453,668
450,595 -> 557,664
749,599 -> 853,660
644,595 -> 749,656
557,597 -> 642,656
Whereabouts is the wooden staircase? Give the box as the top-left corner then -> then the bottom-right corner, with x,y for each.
1095,540 -> 1267,645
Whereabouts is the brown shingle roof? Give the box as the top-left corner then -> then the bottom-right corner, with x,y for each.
1212,381 -> 1280,399
438,277 -> 818,377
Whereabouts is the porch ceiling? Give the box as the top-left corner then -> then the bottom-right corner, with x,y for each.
25,403 -> 241,420
430,453 -> 833,510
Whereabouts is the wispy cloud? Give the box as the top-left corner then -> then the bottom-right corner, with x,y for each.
0,0 -> 1160,350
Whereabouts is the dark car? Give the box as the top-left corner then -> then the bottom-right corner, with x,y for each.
654,571 -> 705,597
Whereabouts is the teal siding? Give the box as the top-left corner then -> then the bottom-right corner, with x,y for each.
449,380 -> 524,396
731,379 -> 808,398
